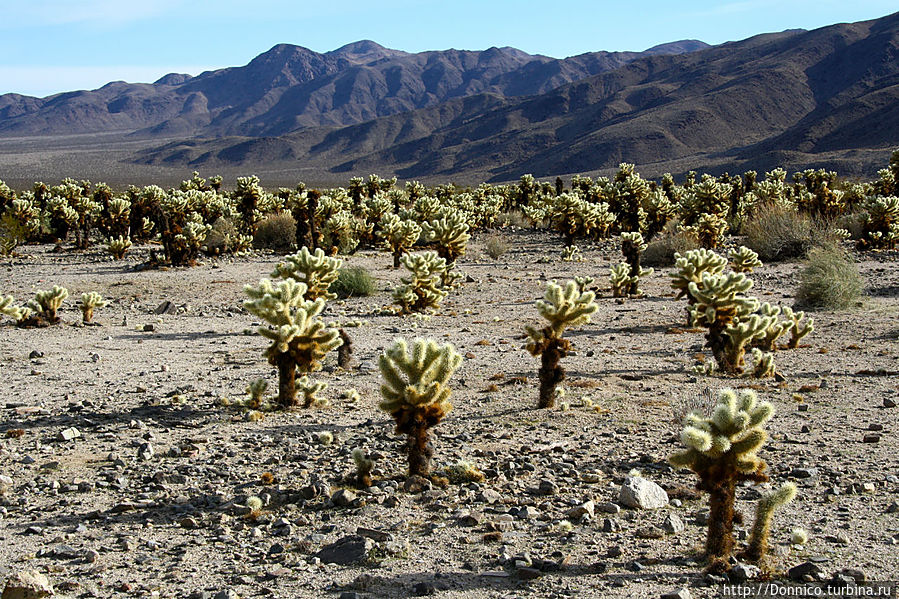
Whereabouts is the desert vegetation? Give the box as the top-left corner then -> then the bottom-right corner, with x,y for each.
1,152 -> 898,598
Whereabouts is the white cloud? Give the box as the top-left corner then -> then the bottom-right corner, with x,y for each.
0,66 -> 215,98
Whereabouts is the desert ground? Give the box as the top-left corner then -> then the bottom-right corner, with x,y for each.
1,230 -> 898,598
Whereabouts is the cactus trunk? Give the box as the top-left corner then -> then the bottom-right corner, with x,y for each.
705,476 -> 737,564
538,337 -> 568,409
407,421 -> 433,477
275,353 -> 298,408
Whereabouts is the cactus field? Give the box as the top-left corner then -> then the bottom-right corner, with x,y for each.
1,163 -> 899,598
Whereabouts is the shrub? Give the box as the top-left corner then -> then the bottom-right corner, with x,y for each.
643,230 -> 700,267
796,247 -> 863,309
254,212 -> 297,252
483,234 -> 510,260
329,267 -> 376,299
743,204 -> 838,261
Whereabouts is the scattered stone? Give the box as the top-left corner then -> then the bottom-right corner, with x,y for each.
662,514 -> 684,534
356,527 -> 393,542
331,489 -> 357,507
601,518 -> 620,533
863,434 -> 880,443
516,567 -> 542,580
636,525 -> 665,539
618,476 -> 669,509
788,561 -> 826,582
137,442 -> 154,461
317,535 -> 374,565
661,589 -> 692,599
566,501 -> 595,521
477,488 -> 502,504
402,476 -> 431,494
28,351 -> 43,359
180,517 -> 200,529
1,569 -> 54,599
791,467 -> 818,479
731,563 -> 761,580
412,582 -> 436,596
537,479 -> 559,496
0,475 -> 12,495
832,568 -> 866,584
212,591 -> 239,599
57,428 -> 81,442
884,397 -> 896,408
142,324 -> 154,332
597,502 -> 621,514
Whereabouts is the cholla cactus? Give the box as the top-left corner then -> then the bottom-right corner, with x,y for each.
352,448 -> 375,488
728,246 -> 762,273
107,236 -> 132,260
744,482 -> 798,563
393,251 -> 450,314
525,281 -> 598,408
859,196 -> 899,250
381,213 -> 422,267
754,303 -> 791,351
422,211 -> 470,263
79,292 -> 108,324
782,307 -> 813,349
243,278 -> 342,408
378,338 -> 462,477
272,246 -> 343,301
669,389 -> 774,568
106,198 -> 132,239
0,295 -> 27,323
750,348 -> 776,378
689,273 -> 775,375
671,248 -> 728,323
297,375 -> 328,408
25,285 -> 69,325
609,263 -> 635,298
620,232 -> 653,296
246,379 -> 269,409
561,245 -> 583,261
575,276 -> 595,294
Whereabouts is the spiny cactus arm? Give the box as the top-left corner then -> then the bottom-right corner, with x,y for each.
782,307 -> 814,348
751,348 -> 776,378
80,292 -> 108,310
729,246 -> 763,273
297,375 -> 328,407
0,295 -> 26,321
745,482 -> 798,562
537,281 -> 598,335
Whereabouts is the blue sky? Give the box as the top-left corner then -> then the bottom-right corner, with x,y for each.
1,0 -> 896,97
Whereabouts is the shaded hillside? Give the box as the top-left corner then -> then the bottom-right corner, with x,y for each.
0,40 -> 706,138
136,13 -> 899,181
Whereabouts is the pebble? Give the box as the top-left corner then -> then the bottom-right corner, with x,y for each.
58,427 -> 81,442
731,563 -> 761,580
788,561 -> 826,582
661,589 -> 692,599
662,514 -> 684,534
331,489 -> 357,507
2,569 -> 54,598
791,467 -> 819,479
412,582 -> 437,596
884,397 -> 896,408
566,501 -> 595,521
316,535 -> 374,565
597,502 -> 621,514
138,442 -> 154,461
863,434 -> 881,443
618,476 -> 669,509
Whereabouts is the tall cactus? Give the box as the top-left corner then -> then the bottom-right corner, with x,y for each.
620,232 -> 653,296
393,251 -> 450,313
422,211 -> 470,263
379,338 -> 462,477
272,246 -> 343,301
243,279 -> 342,408
525,281 -> 597,408
670,389 -> 774,568
380,213 -> 422,268
670,248 -> 728,317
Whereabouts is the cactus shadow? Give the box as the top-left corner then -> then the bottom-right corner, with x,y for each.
3,403 -> 213,434
116,330 -> 234,341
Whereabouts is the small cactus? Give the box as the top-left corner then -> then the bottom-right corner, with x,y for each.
272,246 -> 343,301
19,285 -> 69,326
79,292 -> 108,324
0,295 -> 27,323
728,246 -> 763,273
782,307 -> 814,349
670,388 -> 775,569
352,448 -> 375,489
620,232 -> 653,296
392,251 -> 450,313
609,263 -> 635,298
561,245 -> 583,262
378,338 -> 462,477
526,281 -> 597,408
381,213 -> 421,268
422,211 -> 470,263
744,482 -> 797,563
297,375 -> 328,408
243,278 -> 342,408
107,236 -> 132,260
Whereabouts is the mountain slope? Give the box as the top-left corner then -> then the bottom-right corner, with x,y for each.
138,14 -> 899,181
0,40 -> 707,138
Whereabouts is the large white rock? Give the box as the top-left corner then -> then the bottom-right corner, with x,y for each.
618,476 -> 669,509
2,570 -> 54,599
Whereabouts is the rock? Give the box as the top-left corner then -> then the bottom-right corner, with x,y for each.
339,593 -> 363,599
457,512 -> 483,527
403,476 -> 431,494
57,428 -> 81,442
883,397 -> 896,408
180,517 -> 200,529
636,525 -> 665,539
137,442 -> 154,461
477,488 -> 502,504
356,527 -> 393,543
661,589 -> 692,599
331,489 -> 357,507
412,582 -> 436,596
516,567 -> 542,580
0,475 -> 12,495
597,502 -> 621,514
886,501 -> 899,514
601,518 -> 620,533
788,561 -> 826,582
537,479 -> 559,496
212,591 -> 239,599
2,570 -> 54,599
618,476 -> 669,509
863,434 -> 880,443
791,467 -> 819,479
662,514 -> 684,534
566,501 -> 595,521
317,535 -> 374,565
731,563 -> 761,580
832,568 -> 866,583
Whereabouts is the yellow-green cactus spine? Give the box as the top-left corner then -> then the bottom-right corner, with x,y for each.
107,236 -> 132,260
620,232 -> 654,296
755,303 -> 792,351
782,307 -> 814,349
609,263 -> 635,298
392,251 -> 450,314
422,211 -> 470,263
79,292 -> 108,324
671,248 -> 728,323
24,285 -> 69,326
381,213 -> 422,268
526,281 -> 597,408
689,273 -> 775,375
272,246 -> 343,301
243,278 -> 342,408
744,482 -> 798,563
352,448 -> 375,488
729,246 -> 763,273
378,338 -> 462,477
750,348 -> 776,378
297,375 -> 328,408
670,389 -> 773,569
